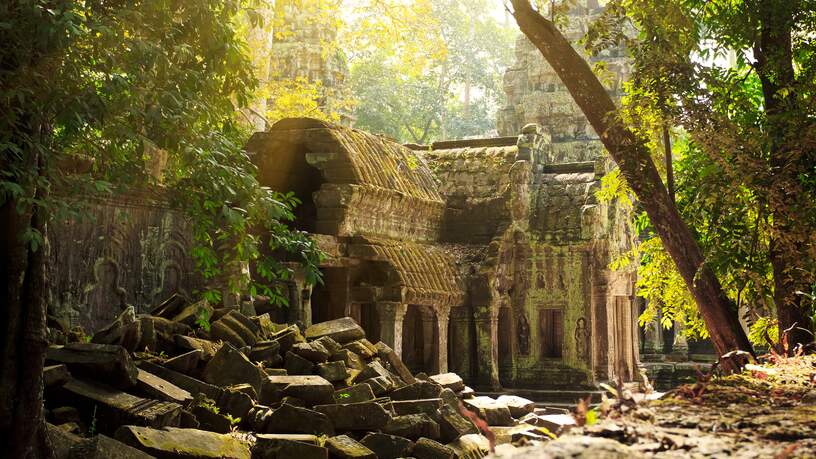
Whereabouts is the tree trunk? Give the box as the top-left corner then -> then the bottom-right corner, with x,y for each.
509,0 -> 754,362
754,2 -> 814,351
0,142 -> 52,457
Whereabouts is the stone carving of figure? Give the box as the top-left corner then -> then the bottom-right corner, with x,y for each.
517,313 -> 530,355
575,317 -> 590,361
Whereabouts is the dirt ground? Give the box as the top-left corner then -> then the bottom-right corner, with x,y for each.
497,353 -> 816,458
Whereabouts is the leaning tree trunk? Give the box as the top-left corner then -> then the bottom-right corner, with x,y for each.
0,145 -> 52,458
509,0 -> 754,362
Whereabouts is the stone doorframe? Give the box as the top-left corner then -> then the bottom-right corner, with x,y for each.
375,302 -> 451,374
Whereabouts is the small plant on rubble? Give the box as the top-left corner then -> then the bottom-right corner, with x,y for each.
195,307 -> 212,333
225,414 -> 241,431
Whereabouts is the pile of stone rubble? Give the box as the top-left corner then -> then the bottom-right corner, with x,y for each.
44,296 -> 573,458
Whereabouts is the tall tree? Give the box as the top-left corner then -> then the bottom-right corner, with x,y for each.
0,1 -> 320,456
508,0 -> 754,360
584,0 -> 816,350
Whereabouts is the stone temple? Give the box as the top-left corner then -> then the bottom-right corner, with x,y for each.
43,1 -> 658,393
245,116 -> 638,391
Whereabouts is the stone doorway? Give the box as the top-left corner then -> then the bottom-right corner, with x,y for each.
310,267 -> 349,324
401,305 -> 434,374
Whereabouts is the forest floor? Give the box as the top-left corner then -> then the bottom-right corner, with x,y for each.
497,353 -> 816,458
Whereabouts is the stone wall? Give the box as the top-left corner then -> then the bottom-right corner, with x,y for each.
497,1 -> 630,163
47,191 -> 201,333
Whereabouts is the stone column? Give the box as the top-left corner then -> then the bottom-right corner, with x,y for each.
670,320 -> 689,361
377,302 -> 408,357
641,303 -> 663,359
420,307 -> 436,372
434,307 -> 450,374
473,306 -> 501,390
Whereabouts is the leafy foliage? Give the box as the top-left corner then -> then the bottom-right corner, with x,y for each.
349,0 -> 515,142
0,0 -> 322,305
589,0 -> 816,340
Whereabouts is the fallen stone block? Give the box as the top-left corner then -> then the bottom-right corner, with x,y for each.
305,317 -> 365,344
325,435 -> 376,459
497,394 -> 536,418
429,373 -> 464,392
137,361 -> 252,419
360,432 -> 413,459
356,361 -> 396,383
384,413 -> 440,440
522,413 -> 575,434
361,375 -> 393,395
437,404 -> 478,443
259,403 -> 335,436
248,340 -> 282,367
438,388 -> 460,411
60,379 -> 180,434
270,325 -> 306,355
265,375 -> 334,406
375,342 -> 416,385
174,335 -> 220,361
135,368 -> 193,404
292,341 -> 331,363
191,403 -> 233,434
390,381 -> 441,401
149,293 -> 188,318
44,364 -> 72,387
47,343 -> 138,389
343,339 -> 376,359
163,349 -> 202,374
227,383 -> 257,400
314,336 -> 342,355
334,383 -> 375,403
491,423 -> 549,444
447,433 -> 491,459
57,422 -> 82,435
390,398 -> 442,417
91,306 -> 137,346
330,349 -> 365,371
251,313 -> 275,338
171,299 -> 213,327
413,437 -> 456,459
52,406 -> 81,425
253,434 -> 328,459
139,360 -> 221,400
285,350 -> 315,375
201,342 -> 265,395
179,409 -> 200,429
318,360 -> 348,382
211,310 -> 260,348
47,422 -> 153,459
314,401 -> 392,431
463,396 -> 514,427
115,426 -> 250,459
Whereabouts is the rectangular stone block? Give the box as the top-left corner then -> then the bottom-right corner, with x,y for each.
61,379 -> 181,434
47,343 -> 138,389
305,317 -> 365,344
314,401 -> 392,431
253,434 -> 328,459
115,426 -> 250,459
265,375 -> 334,406
135,368 -> 193,404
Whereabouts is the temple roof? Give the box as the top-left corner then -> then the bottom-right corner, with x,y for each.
348,236 -> 464,307
247,118 -> 443,204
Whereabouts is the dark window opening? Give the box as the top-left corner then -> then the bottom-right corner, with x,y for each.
539,309 -> 563,358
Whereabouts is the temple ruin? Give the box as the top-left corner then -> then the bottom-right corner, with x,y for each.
245,116 -> 638,391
